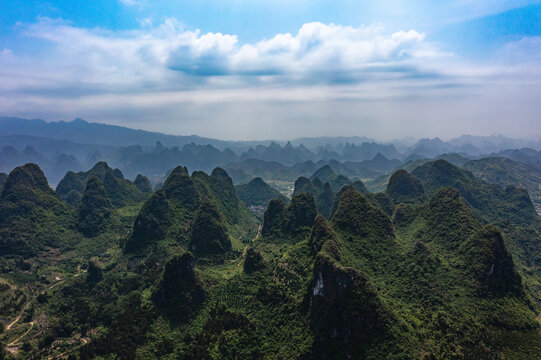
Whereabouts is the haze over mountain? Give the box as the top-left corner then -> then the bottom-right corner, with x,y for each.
2,117 -> 541,207
3,117 -> 540,155
1,119 -> 541,359
1,1 -> 540,357
0,117 -> 232,149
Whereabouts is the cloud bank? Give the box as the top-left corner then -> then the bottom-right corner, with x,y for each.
8,19 -> 445,88
0,18 -> 540,140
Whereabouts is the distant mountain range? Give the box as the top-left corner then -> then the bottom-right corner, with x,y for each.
2,116 -> 540,154
407,135 -> 541,158
1,116 -> 541,187
0,145 -> 87,185
0,116 -> 232,149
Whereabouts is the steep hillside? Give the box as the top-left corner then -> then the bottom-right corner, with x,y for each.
236,177 -> 289,208
0,164 -> 72,257
124,166 -> 258,258
412,159 -> 541,303
463,156 -> 541,213
56,161 -> 147,207
0,173 -> 7,191
0,159 -> 540,359
386,169 -> 426,205
310,165 -> 351,191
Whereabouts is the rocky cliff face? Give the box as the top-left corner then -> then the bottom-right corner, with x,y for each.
308,254 -> 391,359
460,226 -> 524,297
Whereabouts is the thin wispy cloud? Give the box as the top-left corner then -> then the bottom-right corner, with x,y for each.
118,0 -> 142,6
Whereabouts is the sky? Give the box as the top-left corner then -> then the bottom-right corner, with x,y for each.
0,0 -> 540,141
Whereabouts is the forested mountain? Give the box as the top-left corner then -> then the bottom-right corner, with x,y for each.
0,173 -> 7,191
409,136 -> 541,158
236,177 -> 289,208
56,162 -> 148,207
463,157 -> 541,213
0,164 -> 73,257
497,148 -> 541,170
225,155 -> 399,185
1,116 -> 541,358
0,158 -> 540,358
2,118 -> 541,189
3,117 -> 539,159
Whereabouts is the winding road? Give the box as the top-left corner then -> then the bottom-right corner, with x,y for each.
4,265 -> 86,353
7,321 -> 34,347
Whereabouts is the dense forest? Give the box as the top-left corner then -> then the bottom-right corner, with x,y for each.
0,154 -> 540,359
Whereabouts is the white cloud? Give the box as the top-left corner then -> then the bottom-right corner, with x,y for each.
1,18 -> 540,140
499,36 -> 541,62
226,24 -> 432,79
8,18 -> 448,92
0,48 -> 16,62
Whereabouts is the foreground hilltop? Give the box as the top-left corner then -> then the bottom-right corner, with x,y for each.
0,160 -> 539,358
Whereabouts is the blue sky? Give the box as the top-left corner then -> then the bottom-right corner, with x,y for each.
0,0 -> 540,140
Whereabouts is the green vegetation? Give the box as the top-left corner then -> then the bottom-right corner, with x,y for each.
308,253 -> 392,359
463,156 -> 541,211
153,252 -> 205,321
0,160 -> 540,359
134,174 -> 153,193
294,171 -> 373,220
86,260 -> 103,284
261,192 -> 317,243
412,159 -> 541,303
236,177 -> 288,207
459,225 -> 523,297
310,165 -> 351,191
386,169 -> 426,205
0,164 -> 72,257
310,165 -> 337,184
57,161 -> 147,207
65,189 -> 82,206
189,199 -> 232,255
243,248 -> 265,274
332,187 -> 395,240
0,173 -> 7,191
77,177 -> 112,237
124,190 -> 171,253
163,166 -> 199,210
315,182 -> 334,219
